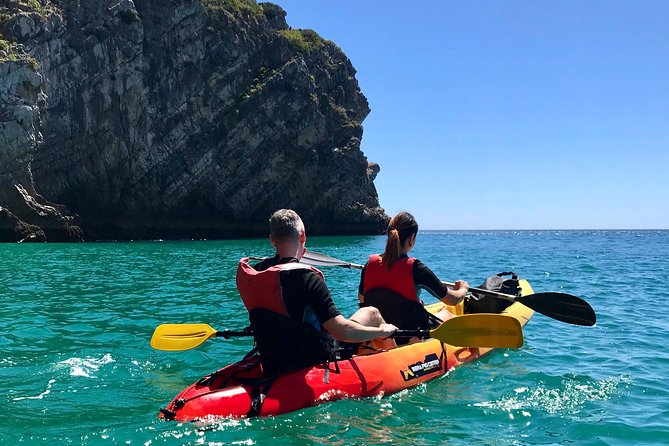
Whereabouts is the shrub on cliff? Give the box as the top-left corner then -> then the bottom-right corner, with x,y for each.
202,0 -> 263,16
279,28 -> 326,54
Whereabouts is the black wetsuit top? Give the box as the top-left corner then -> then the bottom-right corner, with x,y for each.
253,255 -> 341,327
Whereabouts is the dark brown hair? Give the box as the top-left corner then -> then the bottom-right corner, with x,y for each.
382,212 -> 419,269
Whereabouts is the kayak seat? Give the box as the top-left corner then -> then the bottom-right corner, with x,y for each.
361,288 -> 441,346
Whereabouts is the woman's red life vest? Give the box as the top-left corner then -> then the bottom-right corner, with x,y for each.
236,257 -> 326,323
363,254 -> 418,302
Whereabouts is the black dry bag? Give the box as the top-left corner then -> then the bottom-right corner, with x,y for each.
464,271 -> 521,314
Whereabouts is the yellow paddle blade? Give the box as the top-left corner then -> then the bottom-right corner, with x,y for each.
429,314 -> 523,348
150,323 -> 218,351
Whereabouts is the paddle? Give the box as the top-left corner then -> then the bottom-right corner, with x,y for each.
442,281 -> 596,326
303,250 -> 364,269
150,314 -> 523,351
398,313 -> 523,348
302,250 -> 597,326
150,324 -> 252,351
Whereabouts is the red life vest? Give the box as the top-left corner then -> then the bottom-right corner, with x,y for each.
235,257 -> 336,376
363,254 -> 419,302
236,257 -> 325,320
362,255 -> 434,340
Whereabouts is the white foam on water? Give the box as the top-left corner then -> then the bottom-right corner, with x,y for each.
12,379 -> 56,401
474,374 -> 631,415
57,353 -> 115,378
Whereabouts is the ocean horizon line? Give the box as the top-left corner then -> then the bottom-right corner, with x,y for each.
420,228 -> 668,232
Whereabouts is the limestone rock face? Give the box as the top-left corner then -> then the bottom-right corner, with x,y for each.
0,0 -> 387,241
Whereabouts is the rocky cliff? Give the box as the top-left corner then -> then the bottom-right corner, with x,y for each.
0,0 -> 387,242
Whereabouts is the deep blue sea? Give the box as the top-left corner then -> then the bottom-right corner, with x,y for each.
1,230 -> 668,445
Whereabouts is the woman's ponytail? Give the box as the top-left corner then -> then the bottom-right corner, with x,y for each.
381,212 -> 419,270
382,228 -> 402,269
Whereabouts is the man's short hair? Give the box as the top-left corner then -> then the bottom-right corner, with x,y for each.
269,209 -> 304,243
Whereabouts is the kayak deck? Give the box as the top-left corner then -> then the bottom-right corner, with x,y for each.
160,280 -> 535,420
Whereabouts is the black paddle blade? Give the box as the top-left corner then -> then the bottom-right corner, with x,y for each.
518,292 -> 596,326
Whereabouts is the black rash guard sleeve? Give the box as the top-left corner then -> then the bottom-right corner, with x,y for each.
281,269 -> 341,324
413,260 -> 449,299
253,256 -> 341,324
301,270 -> 341,323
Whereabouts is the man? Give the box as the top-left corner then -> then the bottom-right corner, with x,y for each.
236,209 -> 397,375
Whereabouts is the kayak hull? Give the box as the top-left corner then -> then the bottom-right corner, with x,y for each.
160,281 -> 534,420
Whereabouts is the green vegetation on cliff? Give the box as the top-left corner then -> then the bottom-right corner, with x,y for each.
279,29 -> 326,54
0,0 -> 58,67
0,0 -> 58,25
0,38 -> 38,68
202,0 -> 263,16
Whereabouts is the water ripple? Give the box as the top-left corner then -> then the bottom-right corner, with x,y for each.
2,232 -> 669,445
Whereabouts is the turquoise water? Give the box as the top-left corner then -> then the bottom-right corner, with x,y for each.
1,231 -> 668,445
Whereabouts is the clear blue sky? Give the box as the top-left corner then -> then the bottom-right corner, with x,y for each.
271,0 -> 668,229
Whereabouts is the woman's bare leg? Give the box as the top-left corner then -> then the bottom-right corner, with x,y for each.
433,307 -> 455,323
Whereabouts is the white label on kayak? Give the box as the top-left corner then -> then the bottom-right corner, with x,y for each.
400,353 -> 443,382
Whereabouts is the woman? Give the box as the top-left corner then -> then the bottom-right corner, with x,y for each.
358,212 -> 469,340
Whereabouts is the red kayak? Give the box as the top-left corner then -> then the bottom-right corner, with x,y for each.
158,280 -> 535,420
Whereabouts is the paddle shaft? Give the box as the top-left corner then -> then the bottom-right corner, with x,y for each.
303,251 -> 515,301
303,251 -> 514,300
215,329 -> 436,339
215,329 -> 253,339
153,311 -> 523,349
302,251 -> 514,300
442,281 -> 516,301
394,329 -> 430,338
214,328 -> 514,342
276,250 -> 596,327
